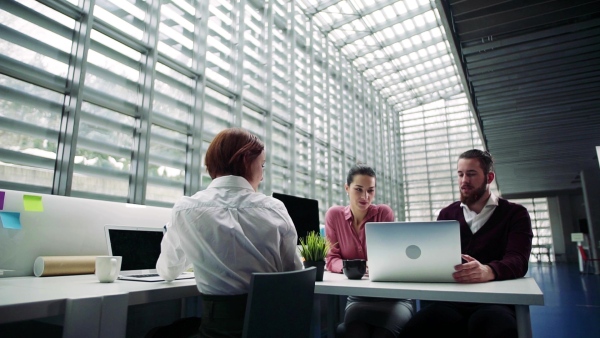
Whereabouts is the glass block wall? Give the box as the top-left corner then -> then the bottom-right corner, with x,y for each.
0,0 -> 552,254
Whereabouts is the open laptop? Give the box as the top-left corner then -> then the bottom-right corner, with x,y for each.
365,221 -> 461,282
104,225 -> 194,282
272,192 -> 320,245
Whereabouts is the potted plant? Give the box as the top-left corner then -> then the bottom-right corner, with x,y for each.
299,231 -> 332,281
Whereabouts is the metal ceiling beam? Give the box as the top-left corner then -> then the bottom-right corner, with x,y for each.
450,0 -> 527,18
302,0 -> 343,16
455,1 -> 600,42
363,48 -> 449,81
473,67 -> 600,93
332,5 -> 433,48
469,48 -> 600,78
466,31 -> 600,68
374,61 -> 455,94
323,0 -> 401,33
354,34 -> 445,71
461,18 -> 600,55
478,92 -> 600,113
345,21 -> 441,61
477,83 -> 600,105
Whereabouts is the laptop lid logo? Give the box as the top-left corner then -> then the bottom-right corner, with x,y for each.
406,245 -> 421,259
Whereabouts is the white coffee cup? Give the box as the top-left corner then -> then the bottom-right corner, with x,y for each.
95,256 -> 122,283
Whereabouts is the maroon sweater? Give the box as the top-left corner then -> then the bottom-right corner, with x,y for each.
437,198 -> 533,281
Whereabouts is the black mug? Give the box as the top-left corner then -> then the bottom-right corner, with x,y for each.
343,259 -> 367,279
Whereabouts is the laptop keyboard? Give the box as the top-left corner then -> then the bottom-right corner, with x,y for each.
128,273 -> 159,278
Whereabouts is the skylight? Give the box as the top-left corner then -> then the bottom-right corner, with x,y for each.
296,0 -> 462,112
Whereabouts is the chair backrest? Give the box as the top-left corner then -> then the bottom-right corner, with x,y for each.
578,245 -> 588,261
577,245 -> 587,262
242,267 -> 316,338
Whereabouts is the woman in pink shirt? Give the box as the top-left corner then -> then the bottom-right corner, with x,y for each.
326,164 -> 414,338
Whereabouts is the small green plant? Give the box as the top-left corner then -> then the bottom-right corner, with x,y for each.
299,231 -> 332,262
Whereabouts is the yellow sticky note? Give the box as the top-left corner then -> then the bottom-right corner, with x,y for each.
23,195 -> 44,212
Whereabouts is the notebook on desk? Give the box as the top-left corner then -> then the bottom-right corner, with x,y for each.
104,225 -> 194,282
365,221 -> 461,282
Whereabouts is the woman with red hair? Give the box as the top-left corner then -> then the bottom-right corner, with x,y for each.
157,127 -> 302,338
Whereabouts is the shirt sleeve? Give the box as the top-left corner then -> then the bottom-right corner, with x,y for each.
379,204 -> 395,222
156,220 -> 190,281
325,208 -> 344,273
279,210 -> 304,271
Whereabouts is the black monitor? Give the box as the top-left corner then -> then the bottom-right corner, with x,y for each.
272,192 -> 320,245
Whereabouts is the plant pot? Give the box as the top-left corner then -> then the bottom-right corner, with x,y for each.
303,260 -> 325,281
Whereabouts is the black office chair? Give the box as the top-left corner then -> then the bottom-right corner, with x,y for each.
242,267 -> 317,338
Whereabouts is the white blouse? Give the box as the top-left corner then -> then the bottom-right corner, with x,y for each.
157,175 -> 302,295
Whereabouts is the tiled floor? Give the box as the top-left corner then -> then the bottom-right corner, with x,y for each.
528,262 -> 600,338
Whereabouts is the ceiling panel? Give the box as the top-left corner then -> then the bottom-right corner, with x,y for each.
437,0 -> 600,197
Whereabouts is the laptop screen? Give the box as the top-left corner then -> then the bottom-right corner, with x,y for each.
106,227 -> 163,271
272,192 -> 320,245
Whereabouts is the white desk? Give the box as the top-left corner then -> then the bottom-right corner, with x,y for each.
0,275 -> 200,338
1,272 -> 544,338
314,272 -> 544,338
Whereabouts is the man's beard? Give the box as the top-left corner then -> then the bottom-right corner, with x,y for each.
460,180 -> 487,206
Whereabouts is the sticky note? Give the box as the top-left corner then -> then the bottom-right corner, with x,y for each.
23,195 -> 44,212
0,191 -> 5,210
0,212 -> 22,229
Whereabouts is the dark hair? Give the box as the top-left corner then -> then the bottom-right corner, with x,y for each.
458,149 -> 494,175
346,164 -> 376,186
205,128 -> 264,180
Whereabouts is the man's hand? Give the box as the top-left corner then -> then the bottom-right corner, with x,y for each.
452,254 -> 495,283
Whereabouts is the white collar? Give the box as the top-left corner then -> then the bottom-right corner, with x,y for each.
460,191 -> 499,212
207,175 -> 254,191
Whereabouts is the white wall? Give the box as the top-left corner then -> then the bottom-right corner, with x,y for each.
0,190 -> 171,277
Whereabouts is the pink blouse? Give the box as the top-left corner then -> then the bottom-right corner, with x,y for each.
325,204 -> 394,273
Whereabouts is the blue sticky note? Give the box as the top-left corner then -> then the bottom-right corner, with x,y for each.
0,191 -> 5,210
0,212 -> 22,229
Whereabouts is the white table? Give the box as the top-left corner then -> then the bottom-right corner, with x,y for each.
1,272 -> 544,338
314,272 -> 544,338
0,274 -> 200,338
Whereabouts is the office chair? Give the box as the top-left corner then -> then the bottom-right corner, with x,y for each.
577,245 -> 600,274
242,267 -> 317,338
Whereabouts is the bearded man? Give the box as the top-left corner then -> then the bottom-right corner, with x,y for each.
401,149 -> 533,338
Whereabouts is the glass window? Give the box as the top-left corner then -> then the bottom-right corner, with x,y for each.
146,125 -> 186,206
71,102 -> 134,199
0,1 -> 74,191
512,198 -> 553,263
1,0 -> 552,244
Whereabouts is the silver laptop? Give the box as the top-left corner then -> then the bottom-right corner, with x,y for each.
104,225 -> 194,282
365,221 -> 461,282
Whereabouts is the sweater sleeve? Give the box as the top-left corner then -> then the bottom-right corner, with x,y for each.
487,204 -> 533,280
